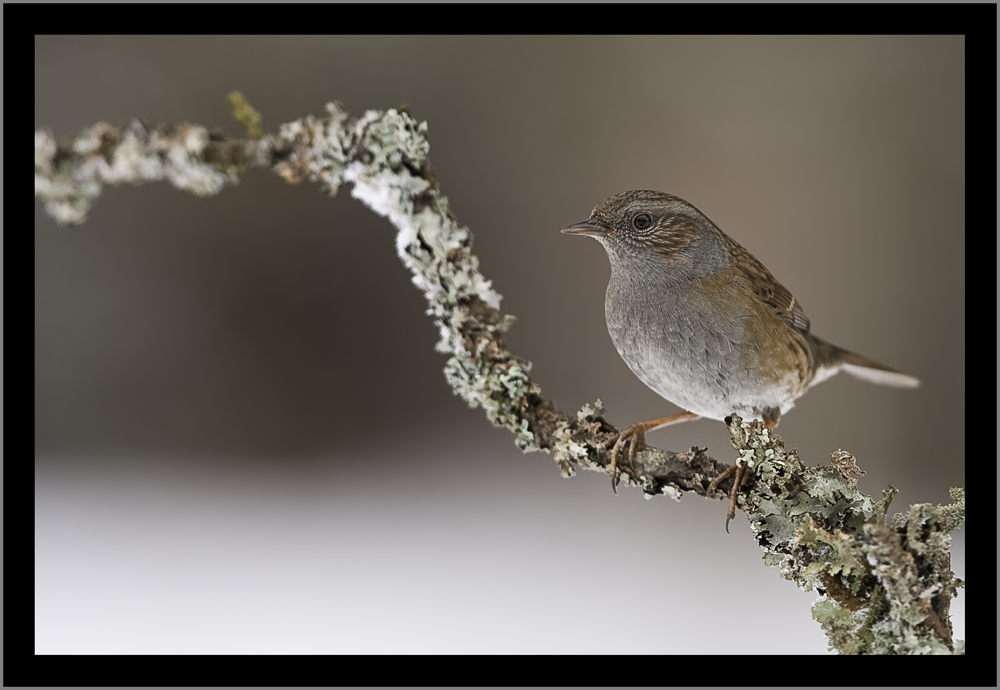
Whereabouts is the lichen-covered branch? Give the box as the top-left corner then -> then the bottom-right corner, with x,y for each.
34,101 -> 965,654
721,416 -> 964,655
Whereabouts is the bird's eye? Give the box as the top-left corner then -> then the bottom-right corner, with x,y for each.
632,213 -> 653,230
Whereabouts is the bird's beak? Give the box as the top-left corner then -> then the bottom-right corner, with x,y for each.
561,218 -> 609,236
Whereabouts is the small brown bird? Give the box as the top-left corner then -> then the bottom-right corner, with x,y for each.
563,190 -> 919,528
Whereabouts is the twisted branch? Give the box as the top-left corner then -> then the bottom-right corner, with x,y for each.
35,100 -> 964,655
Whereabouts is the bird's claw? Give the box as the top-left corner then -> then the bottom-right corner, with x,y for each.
708,463 -> 750,533
608,425 -> 645,495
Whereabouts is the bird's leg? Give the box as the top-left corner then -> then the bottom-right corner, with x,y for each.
710,413 -> 780,532
706,463 -> 742,531
706,464 -> 737,493
608,411 -> 698,493
724,464 -> 750,533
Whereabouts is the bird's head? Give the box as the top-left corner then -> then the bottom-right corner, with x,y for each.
561,190 -> 721,272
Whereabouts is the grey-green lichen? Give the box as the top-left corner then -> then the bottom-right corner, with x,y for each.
35,102 -> 965,655
273,103 -> 538,453
725,415 -> 964,655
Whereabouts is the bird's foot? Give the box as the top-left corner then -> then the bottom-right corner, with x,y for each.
605,411 -> 699,494
607,424 -> 646,495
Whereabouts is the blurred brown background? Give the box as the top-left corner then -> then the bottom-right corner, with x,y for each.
35,36 -> 964,654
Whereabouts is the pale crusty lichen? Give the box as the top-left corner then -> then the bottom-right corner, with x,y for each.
35,103 -> 965,655
273,103 -> 534,452
726,415 -> 964,655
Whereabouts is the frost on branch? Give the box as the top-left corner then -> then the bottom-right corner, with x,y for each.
35,102 -> 965,654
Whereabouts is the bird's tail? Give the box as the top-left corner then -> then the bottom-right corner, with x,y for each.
807,334 -> 921,389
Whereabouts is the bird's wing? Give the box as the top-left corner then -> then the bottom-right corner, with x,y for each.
727,238 -> 811,334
